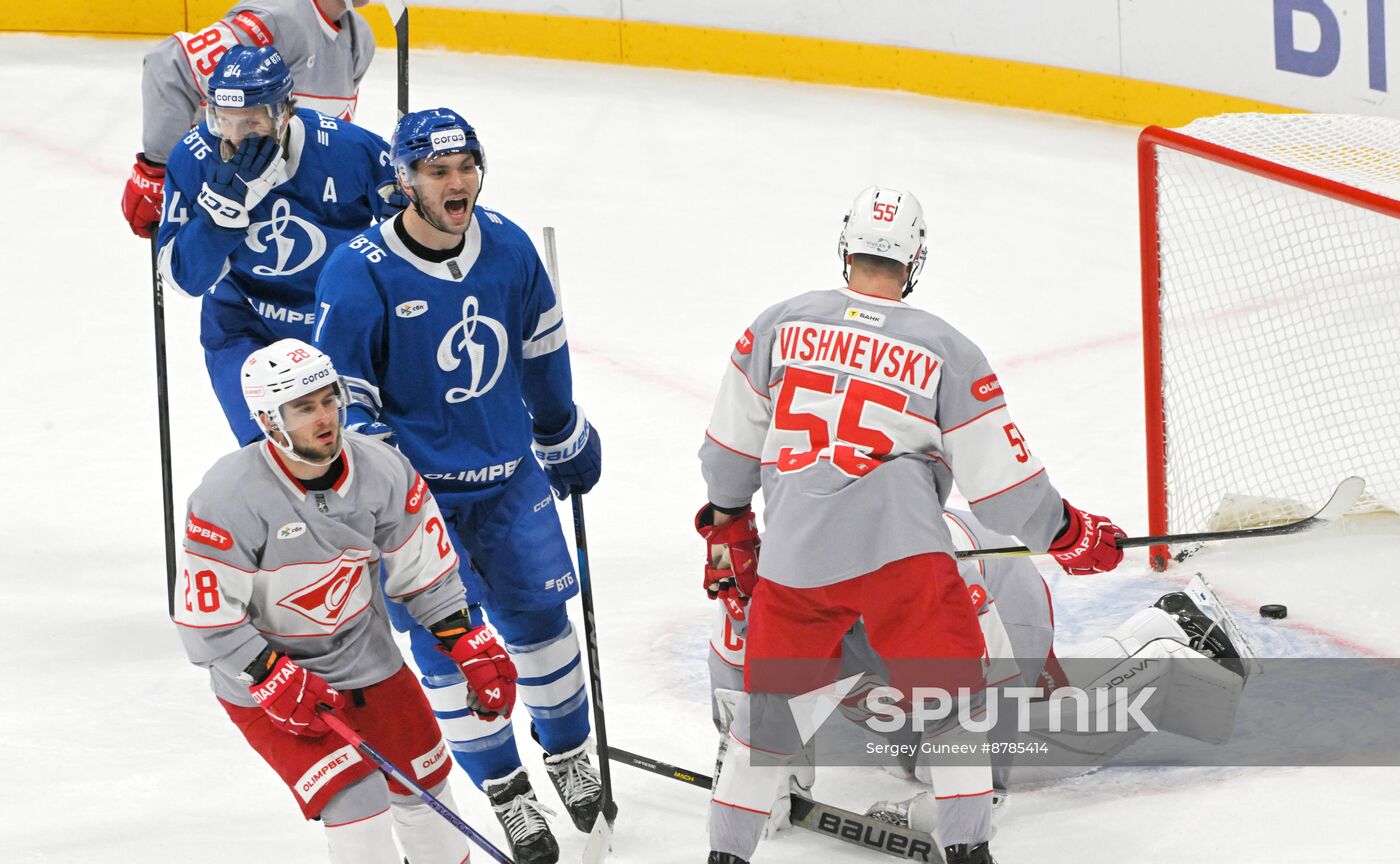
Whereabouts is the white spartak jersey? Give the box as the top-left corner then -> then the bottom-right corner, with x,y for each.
699,286 -> 1066,589
175,432 -> 464,706
141,0 -> 374,163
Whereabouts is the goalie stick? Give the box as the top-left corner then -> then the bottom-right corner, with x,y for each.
959,475 -> 1365,561
606,747 -> 942,861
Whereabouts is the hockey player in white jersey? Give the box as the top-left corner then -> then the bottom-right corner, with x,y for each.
174,338 -> 518,864
123,0 -> 374,237
696,186 -> 1128,864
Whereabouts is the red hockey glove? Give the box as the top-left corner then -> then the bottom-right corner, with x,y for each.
695,503 -> 759,620
121,153 -> 165,238
247,654 -> 344,737
1049,500 -> 1126,575
435,618 -> 518,718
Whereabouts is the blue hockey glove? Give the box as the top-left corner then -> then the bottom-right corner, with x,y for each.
347,420 -> 397,446
198,134 -> 282,229
376,180 -> 412,217
532,406 -> 601,498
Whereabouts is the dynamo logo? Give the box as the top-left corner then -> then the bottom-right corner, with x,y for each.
437,296 -> 507,403
246,199 -> 328,277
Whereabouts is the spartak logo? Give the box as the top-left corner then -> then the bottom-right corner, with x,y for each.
735,328 -> 754,356
276,561 -> 367,627
971,374 -> 1003,402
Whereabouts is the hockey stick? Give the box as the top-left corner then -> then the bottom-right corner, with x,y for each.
608,747 -> 942,861
789,795 -> 943,863
571,492 -> 617,862
382,0 -> 409,116
958,475 -> 1365,561
150,237 -> 178,619
541,227 -> 615,860
318,709 -> 515,864
608,745 -> 711,789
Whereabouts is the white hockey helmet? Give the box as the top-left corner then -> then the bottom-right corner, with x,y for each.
838,186 -> 927,296
241,339 -> 347,461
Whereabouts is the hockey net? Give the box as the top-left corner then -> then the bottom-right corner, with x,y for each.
1140,113 -> 1400,569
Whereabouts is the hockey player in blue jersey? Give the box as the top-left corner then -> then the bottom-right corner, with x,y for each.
156,45 -> 398,446
313,108 -> 607,864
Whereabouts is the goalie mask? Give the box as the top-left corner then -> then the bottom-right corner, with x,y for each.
205,46 -> 295,158
242,339 -> 348,466
838,186 -> 928,297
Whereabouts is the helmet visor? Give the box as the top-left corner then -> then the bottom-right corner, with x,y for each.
273,381 -> 348,435
206,101 -> 290,150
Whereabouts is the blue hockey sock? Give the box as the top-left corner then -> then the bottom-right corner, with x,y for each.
491,604 -> 592,756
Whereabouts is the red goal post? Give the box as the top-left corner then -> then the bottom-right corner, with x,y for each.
1139,114 -> 1400,570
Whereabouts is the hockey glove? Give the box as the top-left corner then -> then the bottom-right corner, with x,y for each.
532,405 -> 602,498
121,153 -> 165,238
347,420 -> 396,445
198,134 -> 284,230
433,614 -> 518,718
247,653 -> 345,738
695,503 -> 759,620
1049,500 -> 1126,575
376,180 -> 411,217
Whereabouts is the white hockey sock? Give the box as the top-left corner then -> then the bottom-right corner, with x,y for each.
324,808 -> 399,864
391,781 -> 471,864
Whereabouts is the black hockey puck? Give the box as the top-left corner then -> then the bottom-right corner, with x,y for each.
1260,604 -> 1288,619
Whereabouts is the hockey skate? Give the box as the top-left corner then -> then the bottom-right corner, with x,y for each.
944,840 -> 997,863
483,768 -> 560,864
707,852 -> 748,864
1154,591 -> 1245,676
543,741 -> 617,832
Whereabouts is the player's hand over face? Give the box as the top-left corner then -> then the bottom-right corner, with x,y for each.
198,135 -> 284,229
1049,500 -> 1126,575
695,503 -> 760,620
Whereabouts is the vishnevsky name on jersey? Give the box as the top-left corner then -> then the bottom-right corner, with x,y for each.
773,321 -> 942,398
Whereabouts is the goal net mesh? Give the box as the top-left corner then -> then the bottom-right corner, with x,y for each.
1151,113 -> 1400,533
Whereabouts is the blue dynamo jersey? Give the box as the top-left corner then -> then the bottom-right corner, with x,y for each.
157,109 -> 395,348
313,209 -> 574,491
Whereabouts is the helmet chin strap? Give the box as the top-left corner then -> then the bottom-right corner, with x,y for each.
404,162 -> 485,238
261,410 -> 343,469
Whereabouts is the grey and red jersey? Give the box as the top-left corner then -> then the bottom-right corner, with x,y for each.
141,0 -> 373,164
174,432 -> 464,707
699,286 -> 1065,588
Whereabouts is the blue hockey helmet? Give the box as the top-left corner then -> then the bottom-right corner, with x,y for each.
390,108 -> 487,184
205,46 -> 295,149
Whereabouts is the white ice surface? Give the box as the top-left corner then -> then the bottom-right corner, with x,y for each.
2,33 -> 1398,862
